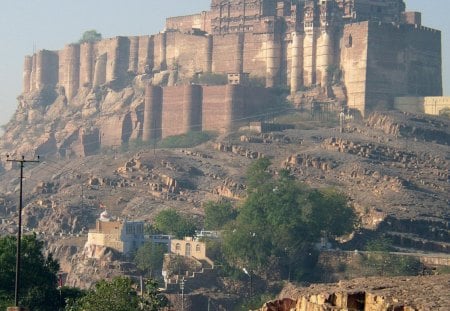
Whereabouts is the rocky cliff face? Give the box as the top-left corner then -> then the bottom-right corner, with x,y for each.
1,76 -> 148,161
256,275 -> 450,310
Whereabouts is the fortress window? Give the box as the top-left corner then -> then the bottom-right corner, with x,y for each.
347,34 -> 353,48
175,243 -> 181,251
196,244 -> 201,252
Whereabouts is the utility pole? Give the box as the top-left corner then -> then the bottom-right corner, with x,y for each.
180,278 -> 185,311
6,155 -> 40,309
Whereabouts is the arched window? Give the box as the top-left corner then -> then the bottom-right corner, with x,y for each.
175,243 -> 181,252
196,244 -> 201,252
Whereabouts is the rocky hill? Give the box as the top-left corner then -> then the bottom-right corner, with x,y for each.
0,105 -> 448,289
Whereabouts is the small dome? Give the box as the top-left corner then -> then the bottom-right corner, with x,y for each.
99,210 -> 110,222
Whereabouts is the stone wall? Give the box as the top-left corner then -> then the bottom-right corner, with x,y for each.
340,21 -> 442,116
394,96 -> 450,115
143,84 -> 273,141
165,32 -> 210,77
166,11 -> 211,33
21,0 -> 442,118
364,23 -> 442,114
161,85 -> 203,138
340,22 -> 369,115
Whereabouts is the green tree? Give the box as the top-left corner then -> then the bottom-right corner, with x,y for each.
68,277 -> 138,311
153,209 -> 198,239
0,234 -> 60,311
78,30 -> 102,44
66,277 -> 167,311
306,188 -> 357,238
204,201 -> 237,230
139,279 -> 169,311
222,159 -> 357,280
134,242 -> 166,277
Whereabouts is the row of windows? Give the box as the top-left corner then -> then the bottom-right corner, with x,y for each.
175,243 -> 202,252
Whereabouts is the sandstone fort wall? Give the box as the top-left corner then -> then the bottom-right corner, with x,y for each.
21,0 -> 443,119
165,32 -> 209,77
365,23 -> 442,114
340,22 -> 369,115
395,96 -> 450,115
166,12 -> 211,33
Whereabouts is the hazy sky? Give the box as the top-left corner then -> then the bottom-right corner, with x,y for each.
0,0 -> 447,126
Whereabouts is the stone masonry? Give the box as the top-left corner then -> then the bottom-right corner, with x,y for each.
22,0 -> 442,117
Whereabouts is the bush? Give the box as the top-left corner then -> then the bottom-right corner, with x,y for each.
78,30 -> 102,44
158,131 -> 216,148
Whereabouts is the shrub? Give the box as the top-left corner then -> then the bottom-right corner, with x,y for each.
158,131 -> 216,148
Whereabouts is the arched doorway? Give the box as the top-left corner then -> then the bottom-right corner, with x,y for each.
185,243 -> 191,257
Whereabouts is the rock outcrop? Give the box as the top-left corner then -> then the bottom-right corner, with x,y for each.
256,275 -> 450,310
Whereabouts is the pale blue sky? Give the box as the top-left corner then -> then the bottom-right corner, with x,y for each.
0,0 -> 447,126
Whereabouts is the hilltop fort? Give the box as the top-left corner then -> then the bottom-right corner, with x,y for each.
23,0 -> 442,112
2,0 -> 443,158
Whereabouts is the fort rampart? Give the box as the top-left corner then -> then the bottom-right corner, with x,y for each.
21,0 -> 443,118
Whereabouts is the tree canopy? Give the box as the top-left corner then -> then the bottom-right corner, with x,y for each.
203,201 -> 237,230
78,30 -> 102,44
153,209 -> 198,239
66,276 -> 167,311
0,234 -> 60,311
134,242 -> 166,278
222,159 -> 357,279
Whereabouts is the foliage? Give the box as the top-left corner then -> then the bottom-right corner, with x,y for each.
66,276 -> 167,311
158,131 -> 216,149
192,73 -> 228,85
203,201 -> 237,230
222,159 -> 356,280
235,293 -> 276,311
60,287 -> 86,311
365,236 -> 395,252
139,279 -> 169,311
78,30 -> 102,44
153,209 -> 198,239
0,234 -> 60,311
363,236 -> 422,277
134,242 -> 166,277
362,252 -> 422,277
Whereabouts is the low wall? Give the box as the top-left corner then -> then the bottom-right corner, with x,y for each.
394,96 -> 450,115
